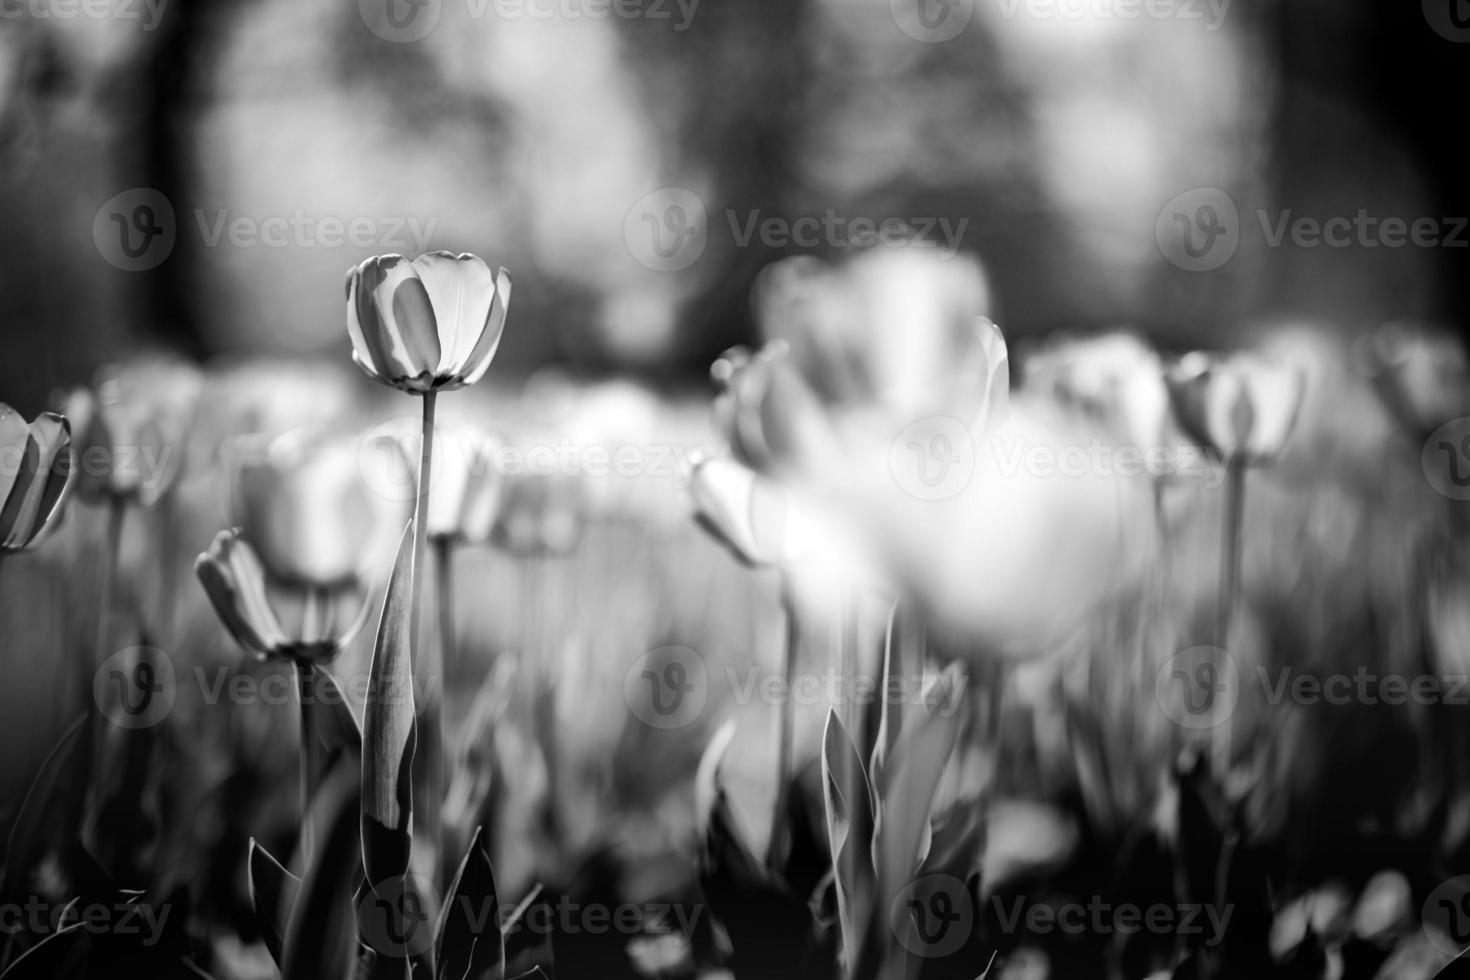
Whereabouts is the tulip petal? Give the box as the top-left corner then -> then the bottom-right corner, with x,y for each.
0,403 -> 29,511
5,415 -> 73,550
409,252 -> 500,379
455,267 -> 512,387
196,531 -> 288,657
350,255 -> 441,386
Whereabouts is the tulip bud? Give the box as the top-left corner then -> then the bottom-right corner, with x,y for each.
1358,320 -> 1469,439
687,454 -> 807,568
347,252 -> 512,394
229,430 -> 384,590
427,425 -> 504,546
1024,330 -> 1170,463
1165,351 -> 1307,466
0,405 -> 75,554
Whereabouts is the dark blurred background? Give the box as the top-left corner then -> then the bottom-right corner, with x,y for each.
0,0 -> 1464,412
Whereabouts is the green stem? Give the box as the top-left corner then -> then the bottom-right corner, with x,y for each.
767,574 -> 799,872
435,537 -> 455,671
1214,459 -> 1246,777
413,392 -> 443,872
295,661 -> 316,862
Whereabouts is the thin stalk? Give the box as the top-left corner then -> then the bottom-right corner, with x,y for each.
412,392 -> 444,874
1213,458 -> 1246,777
85,497 -> 127,779
295,661 -> 317,862
435,537 -> 456,671
767,573 -> 799,871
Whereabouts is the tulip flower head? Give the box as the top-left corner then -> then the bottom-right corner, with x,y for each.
1165,351 -> 1307,467
1358,320 -> 1469,440
426,424 -> 505,546
1024,330 -> 1171,460
688,453 -> 810,569
0,404 -> 74,554
195,528 -> 370,664
229,429 -> 402,591
346,251 -> 512,394
62,358 -> 200,507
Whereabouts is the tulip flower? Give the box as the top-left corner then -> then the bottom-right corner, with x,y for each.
1023,330 -> 1171,469
688,453 -> 808,570
195,529 -> 371,666
228,430 -> 386,591
1358,320 -> 1469,440
346,252 -> 512,395
1164,351 -> 1307,468
1164,349 -> 1307,773
347,251 -> 513,872
0,405 -> 74,556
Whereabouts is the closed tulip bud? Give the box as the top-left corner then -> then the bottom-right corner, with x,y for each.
229,430 -> 382,590
195,528 -> 368,663
1024,330 -> 1170,462
0,405 -> 74,554
346,251 -> 512,394
427,425 -> 504,546
1358,320 -> 1469,439
1165,351 -> 1307,466
688,454 -> 808,568
61,359 -> 199,507
710,343 -> 844,483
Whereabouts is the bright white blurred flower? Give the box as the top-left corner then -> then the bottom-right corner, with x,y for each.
1023,329 -> 1171,462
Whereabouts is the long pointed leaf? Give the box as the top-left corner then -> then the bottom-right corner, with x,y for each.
821,710 -> 876,970
362,521 -> 418,886
248,839 -> 302,970
282,765 -> 362,980
2,716 -> 87,902
435,825 -> 504,980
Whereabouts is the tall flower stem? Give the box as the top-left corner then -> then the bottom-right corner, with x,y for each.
767,573 -> 799,871
86,498 -> 127,756
1214,457 -> 1246,776
435,538 -> 456,671
295,660 -> 318,862
412,392 -> 444,876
